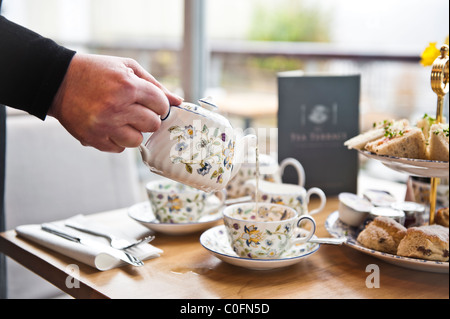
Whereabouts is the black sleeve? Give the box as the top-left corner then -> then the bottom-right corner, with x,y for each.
0,15 -> 76,120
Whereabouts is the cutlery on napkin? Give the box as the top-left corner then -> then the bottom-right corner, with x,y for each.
41,223 -> 144,267
15,214 -> 162,271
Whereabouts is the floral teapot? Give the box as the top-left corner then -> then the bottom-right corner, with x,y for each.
139,98 -> 256,192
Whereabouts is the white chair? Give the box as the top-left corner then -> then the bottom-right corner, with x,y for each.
4,115 -> 142,298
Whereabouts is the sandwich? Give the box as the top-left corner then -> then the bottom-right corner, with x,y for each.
364,126 -> 427,159
427,123 -> 449,161
344,119 -> 408,150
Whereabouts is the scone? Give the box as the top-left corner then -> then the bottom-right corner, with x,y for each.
427,123 -> 449,161
397,225 -> 449,262
357,217 -> 407,254
435,207 -> 449,227
365,127 -> 427,159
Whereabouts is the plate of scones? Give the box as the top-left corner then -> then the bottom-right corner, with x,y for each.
325,207 -> 449,273
344,115 -> 449,178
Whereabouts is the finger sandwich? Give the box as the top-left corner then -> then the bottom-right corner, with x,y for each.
344,119 -> 408,150
364,126 -> 427,160
427,123 -> 449,161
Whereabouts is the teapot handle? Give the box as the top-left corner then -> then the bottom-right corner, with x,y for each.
138,105 -> 172,165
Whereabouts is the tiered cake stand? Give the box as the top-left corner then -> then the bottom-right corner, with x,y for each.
359,44 -> 449,225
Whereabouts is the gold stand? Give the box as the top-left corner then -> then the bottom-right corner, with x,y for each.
429,44 -> 449,224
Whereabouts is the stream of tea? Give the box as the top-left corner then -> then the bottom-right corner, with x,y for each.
254,144 -> 285,222
255,144 -> 261,220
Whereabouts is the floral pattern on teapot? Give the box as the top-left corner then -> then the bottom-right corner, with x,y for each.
168,122 -> 235,185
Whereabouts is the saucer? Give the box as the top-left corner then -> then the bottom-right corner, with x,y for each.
200,225 -> 320,270
128,202 -> 223,235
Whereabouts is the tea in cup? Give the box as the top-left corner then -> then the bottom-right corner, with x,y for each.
146,179 -> 225,223
226,155 -> 305,198
223,202 -> 316,259
245,179 -> 326,215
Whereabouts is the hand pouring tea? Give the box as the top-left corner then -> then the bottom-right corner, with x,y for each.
139,98 -> 256,192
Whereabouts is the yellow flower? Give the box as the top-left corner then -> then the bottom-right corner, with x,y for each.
270,197 -> 285,205
421,42 -> 440,66
242,225 -> 263,247
167,195 -> 183,212
421,36 -> 449,66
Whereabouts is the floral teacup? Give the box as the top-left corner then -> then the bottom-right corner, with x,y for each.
223,202 -> 316,259
245,179 -> 326,215
406,176 -> 449,209
146,179 -> 225,223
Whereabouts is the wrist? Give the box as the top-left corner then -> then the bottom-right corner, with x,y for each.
48,52 -> 80,118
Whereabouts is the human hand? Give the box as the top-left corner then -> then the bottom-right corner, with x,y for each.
48,53 -> 183,152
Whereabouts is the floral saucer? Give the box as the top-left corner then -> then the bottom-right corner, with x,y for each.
128,202 -> 223,235
200,225 -> 320,270
325,211 -> 449,274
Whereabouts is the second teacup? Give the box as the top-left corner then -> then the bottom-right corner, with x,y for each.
245,179 -> 326,215
226,155 -> 306,199
223,202 -> 316,259
146,179 -> 225,223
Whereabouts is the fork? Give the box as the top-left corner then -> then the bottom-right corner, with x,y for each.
65,221 -> 155,250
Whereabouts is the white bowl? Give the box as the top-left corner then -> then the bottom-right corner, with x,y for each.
338,193 -> 372,227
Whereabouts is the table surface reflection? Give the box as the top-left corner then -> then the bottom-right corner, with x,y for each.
0,197 -> 448,299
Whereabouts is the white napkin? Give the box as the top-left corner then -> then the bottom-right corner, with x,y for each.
15,214 -> 163,271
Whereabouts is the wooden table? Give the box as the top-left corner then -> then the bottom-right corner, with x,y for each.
0,197 -> 448,300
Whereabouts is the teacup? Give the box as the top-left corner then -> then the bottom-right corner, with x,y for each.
223,202 -> 316,259
245,179 -> 326,215
226,154 -> 306,198
146,179 -> 225,223
406,176 -> 449,209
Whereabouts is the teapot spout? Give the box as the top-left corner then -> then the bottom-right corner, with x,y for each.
231,134 -> 257,180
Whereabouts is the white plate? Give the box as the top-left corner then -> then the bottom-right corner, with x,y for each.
358,150 -> 449,178
200,225 -> 320,270
128,202 -> 223,235
325,211 -> 449,274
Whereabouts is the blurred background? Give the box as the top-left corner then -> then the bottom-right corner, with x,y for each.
1,0 -> 449,299
2,0 -> 449,185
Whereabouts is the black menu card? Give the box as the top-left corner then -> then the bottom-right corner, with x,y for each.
277,72 -> 360,196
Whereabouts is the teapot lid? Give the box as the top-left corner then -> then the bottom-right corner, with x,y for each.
198,96 -> 218,111
169,97 -> 230,129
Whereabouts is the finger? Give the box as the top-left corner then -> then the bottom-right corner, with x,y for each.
125,59 -> 183,106
133,79 -> 170,117
102,142 -> 126,153
165,90 -> 184,106
109,125 -> 145,148
125,104 -> 162,133
80,137 -> 125,153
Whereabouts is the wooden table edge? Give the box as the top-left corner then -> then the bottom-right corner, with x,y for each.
0,230 -> 109,299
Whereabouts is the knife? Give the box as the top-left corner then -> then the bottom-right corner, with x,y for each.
41,223 -> 144,267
